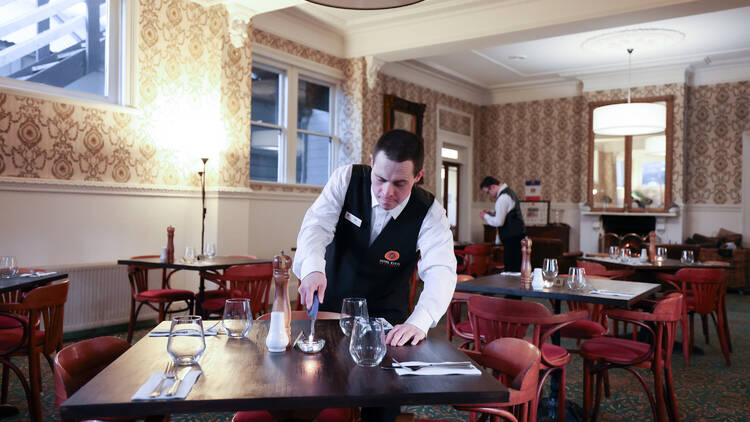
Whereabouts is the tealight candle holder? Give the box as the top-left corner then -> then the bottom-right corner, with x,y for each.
297,337 -> 325,354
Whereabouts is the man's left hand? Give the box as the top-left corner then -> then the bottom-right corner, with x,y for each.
385,323 -> 426,346
479,209 -> 488,218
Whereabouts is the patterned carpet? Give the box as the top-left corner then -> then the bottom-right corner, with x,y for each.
2,292 -> 749,421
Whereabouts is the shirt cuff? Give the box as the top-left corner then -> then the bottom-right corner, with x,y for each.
404,307 -> 434,335
299,257 -> 326,281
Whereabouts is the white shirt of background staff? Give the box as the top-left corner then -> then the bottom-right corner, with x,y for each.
482,183 -> 516,227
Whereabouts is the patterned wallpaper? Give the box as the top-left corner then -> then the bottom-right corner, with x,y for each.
0,0 -> 252,187
686,81 -> 749,204
439,109 -> 472,136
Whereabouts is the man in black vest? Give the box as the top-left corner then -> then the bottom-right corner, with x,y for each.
293,130 -> 457,349
479,176 -> 526,272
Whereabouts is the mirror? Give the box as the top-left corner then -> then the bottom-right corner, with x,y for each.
588,96 -> 673,212
383,94 -> 426,139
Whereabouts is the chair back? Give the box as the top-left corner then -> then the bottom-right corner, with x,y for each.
460,244 -> 492,276
577,260 -> 608,276
54,336 -> 130,408
483,338 -> 540,401
408,268 -> 419,313
203,263 -> 273,316
674,268 -> 726,314
128,254 -> 173,295
257,310 -> 341,320
467,295 -> 551,353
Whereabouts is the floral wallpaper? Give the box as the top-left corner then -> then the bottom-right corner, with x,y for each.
686,81 -> 749,204
0,0 -> 252,187
439,109 -> 472,136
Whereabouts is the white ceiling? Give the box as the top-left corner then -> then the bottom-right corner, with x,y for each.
254,0 -> 750,92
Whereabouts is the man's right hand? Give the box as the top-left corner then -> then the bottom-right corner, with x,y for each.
299,271 -> 327,310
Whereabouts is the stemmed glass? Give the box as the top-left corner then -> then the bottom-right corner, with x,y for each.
222,298 -> 252,338
656,247 -> 668,263
567,267 -> 587,291
184,247 -> 195,263
349,317 -> 386,367
619,248 -> 631,262
167,315 -> 206,365
205,243 -> 217,260
608,246 -> 620,260
681,250 -> 694,264
0,256 -> 18,279
542,258 -> 558,288
340,298 -> 368,336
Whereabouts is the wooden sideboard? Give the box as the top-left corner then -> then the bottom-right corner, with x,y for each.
484,223 -> 571,252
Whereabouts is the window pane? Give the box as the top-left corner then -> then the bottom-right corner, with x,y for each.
251,67 -> 281,125
250,125 -> 281,182
0,0 -> 108,96
592,136 -> 625,209
297,78 -> 330,133
631,133 -> 666,209
296,133 -> 330,185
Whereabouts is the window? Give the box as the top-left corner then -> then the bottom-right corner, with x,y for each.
250,59 -> 337,185
0,0 -> 128,104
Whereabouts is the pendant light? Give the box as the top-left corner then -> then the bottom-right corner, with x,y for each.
593,49 -> 666,136
305,0 -> 423,10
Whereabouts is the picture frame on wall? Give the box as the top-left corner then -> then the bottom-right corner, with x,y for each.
520,200 -> 550,226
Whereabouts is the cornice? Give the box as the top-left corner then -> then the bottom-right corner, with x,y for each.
380,60 -> 489,105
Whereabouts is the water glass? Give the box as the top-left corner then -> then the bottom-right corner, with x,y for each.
349,317 -> 387,367
184,247 -> 195,263
567,267 -> 587,291
542,258 -> 558,288
167,315 -> 206,365
681,250 -> 694,264
205,242 -> 217,260
340,298 -> 368,336
656,247 -> 668,263
608,246 -> 620,260
0,256 -> 18,279
619,248 -> 631,262
222,298 -> 252,338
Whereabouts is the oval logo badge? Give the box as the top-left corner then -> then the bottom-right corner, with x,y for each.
384,250 -> 400,262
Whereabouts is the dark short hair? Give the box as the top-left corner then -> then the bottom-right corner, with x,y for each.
373,130 -> 424,176
480,176 -> 500,189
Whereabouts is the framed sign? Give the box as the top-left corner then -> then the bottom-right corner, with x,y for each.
520,200 -> 550,226
383,94 -> 426,139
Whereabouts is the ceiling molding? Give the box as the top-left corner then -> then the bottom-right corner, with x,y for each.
689,57 -> 750,86
252,8 -> 345,58
489,79 -> 581,104
579,64 -> 689,92
251,43 -> 345,80
380,60 -> 489,105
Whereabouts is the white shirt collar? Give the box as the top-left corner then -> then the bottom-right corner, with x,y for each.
496,183 -> 508,198
371,188 -> 411,220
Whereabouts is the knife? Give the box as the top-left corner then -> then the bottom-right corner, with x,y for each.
165,367 -> 192,396
307,292 -> 319,340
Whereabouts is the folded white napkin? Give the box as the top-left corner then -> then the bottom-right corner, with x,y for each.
589,289 -> 634,298
131,369 -> 201,400
149,328 -> 219,337
500,272 -> 521,276
377,318 -> 393,330
19,271 -> 56,277
394,361 -> 482,376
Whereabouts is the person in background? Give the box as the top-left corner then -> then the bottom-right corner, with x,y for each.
479,176 -> 526,272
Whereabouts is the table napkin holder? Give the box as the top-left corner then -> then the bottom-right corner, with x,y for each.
520,237 -> 532,289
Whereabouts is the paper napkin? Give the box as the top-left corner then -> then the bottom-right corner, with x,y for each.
131,369 -> 201,400
394,361 -> 482,376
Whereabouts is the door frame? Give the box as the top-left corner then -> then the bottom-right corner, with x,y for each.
436,106 -> 473,243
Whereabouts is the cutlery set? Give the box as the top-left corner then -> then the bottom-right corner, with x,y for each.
149,362 -> 193,398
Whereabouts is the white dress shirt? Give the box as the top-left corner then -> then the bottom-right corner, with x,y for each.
293,164 -> 457,334
483,183 -> 516,227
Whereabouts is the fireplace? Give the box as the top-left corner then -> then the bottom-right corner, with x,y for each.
600,215 -> 655,252
578,207 -> 684,254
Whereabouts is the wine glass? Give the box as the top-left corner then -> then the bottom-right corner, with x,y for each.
340,298 -> 368,336
205,242 -> 217,260
656,247 -> 668,264
619,248 -> 631,262
349,317 -> 386,367
166,315 -> 206,365
681,250 -> 694,264
542,258 -> 558,288
0,256 -> 18,279
184,247 -> 195,263
222,298 -> 252,338
567,267 -> 587,291
608,246 -> 620,260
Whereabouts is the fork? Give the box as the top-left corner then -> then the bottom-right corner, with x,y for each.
388,358 -> 473,371
149,361 -> 176,398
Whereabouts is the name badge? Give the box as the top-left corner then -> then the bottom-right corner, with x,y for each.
345,211 -> 362,227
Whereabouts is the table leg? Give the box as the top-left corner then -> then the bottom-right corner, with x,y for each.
196,275 -> 205,316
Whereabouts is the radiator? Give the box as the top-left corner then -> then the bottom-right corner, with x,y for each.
45,263 -> 158,332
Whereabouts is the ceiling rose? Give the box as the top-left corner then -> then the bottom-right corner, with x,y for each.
581,28 -> 685,53
305,0 -> 424,10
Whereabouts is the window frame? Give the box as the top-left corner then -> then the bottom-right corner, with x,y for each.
250,51 -> 340,186
0,0 -> 134,108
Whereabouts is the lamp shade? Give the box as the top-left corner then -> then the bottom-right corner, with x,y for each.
593,102 -> 666,136
306,0 -> 423,9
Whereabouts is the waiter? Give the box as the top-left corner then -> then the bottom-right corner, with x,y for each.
479,176 -> 526,272
293,129 -> 457,348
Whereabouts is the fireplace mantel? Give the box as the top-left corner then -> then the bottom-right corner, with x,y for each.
579,205 -> 685,253
582,211 -> 678,217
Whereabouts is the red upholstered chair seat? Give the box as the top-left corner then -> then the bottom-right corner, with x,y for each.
232,409 -> 352,422
0,327 -> 45,349
136,289 -> 194,301
455,320 -> 472,335
560,319 -> 607,340
0,315 -> 25,329
232,411 -> 273,422
580,337 -> 651,364
541,343 -> 571,367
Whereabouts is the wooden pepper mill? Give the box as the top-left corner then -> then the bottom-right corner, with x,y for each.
648,231 -> 657,263
520,237 -> 532,289
166,226 -> 175,263
272,250 -> 292,338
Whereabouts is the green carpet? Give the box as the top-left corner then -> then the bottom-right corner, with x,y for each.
2,292 -> 749,421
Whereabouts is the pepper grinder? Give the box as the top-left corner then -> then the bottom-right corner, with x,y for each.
648,231 -> 657,263
520,237 -> 532,289
272,250 -> 292,338
166,226 -> 175,264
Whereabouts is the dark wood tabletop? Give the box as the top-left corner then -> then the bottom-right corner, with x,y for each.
580,255 -> 731,271
116,256 -> 271,271
455,273 -> 660,308
0,272 -> 68,294
60,320 -> 507,420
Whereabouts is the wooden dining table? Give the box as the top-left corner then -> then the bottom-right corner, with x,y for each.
580,255 -> 730,282
60,320 -> 507,420
0,271 -> 68,294
116,256 -> 272,315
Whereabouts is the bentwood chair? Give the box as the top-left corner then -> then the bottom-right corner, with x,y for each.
580,293 -> 683,422
455,245 -> 493,277
655,268 -> 731,366
451,338 -> 542,422
445,275 -> 475,348
127,255 -> 195,343
54,336 -> 169,422
200,263 -> 273,318
467,295 -> 587,422
0,280 -> 69,422
234,312 -> 352,422
576,260 -> 634,281
0,312 -> 31,419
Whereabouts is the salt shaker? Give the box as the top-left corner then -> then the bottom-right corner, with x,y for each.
265,311 -> 289,352
160,248 -> 167,263
531,268 -> 544,290
640,248 -> 648,262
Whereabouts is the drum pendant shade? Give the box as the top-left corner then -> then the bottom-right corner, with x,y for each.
593,102 -> 666,136
306,0 -> 423,9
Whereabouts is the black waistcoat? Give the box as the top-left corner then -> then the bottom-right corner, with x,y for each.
322,165 -> 433,324
498,187 -> 526,241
